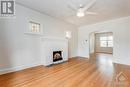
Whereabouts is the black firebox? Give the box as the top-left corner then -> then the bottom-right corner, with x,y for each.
53,51 -> 63,62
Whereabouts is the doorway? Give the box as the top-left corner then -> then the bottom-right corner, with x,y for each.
95,32 -> 113,54
89,32 -> 113,58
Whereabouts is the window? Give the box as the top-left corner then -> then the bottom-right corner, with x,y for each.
29,21 -> 40,33
100,36 -> 113,47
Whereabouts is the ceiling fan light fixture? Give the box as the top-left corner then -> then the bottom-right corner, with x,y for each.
77,11 -> 85,17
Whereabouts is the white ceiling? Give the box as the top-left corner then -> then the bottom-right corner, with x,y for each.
16,0 -> 130,26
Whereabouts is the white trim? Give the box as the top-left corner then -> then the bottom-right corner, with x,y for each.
24,32 -> 43,36
0,62 -> 42,75
25,17 -> 43,35
41,36 -> 68,41
113,61 -> 130,66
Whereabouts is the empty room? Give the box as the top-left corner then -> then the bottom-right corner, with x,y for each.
0,0 -> 130,87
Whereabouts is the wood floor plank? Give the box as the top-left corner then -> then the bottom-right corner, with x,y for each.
0,54 -> 130,87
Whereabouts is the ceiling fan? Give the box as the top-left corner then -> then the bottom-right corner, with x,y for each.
68,0 -> 97,17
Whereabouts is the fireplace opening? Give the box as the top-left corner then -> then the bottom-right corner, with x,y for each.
53,51 -> 63,62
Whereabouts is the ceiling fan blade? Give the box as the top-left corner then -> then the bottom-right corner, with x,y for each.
83,0 -> 97,11
86,11 -> 98,15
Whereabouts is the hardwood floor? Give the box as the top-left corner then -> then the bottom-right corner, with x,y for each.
0,53 -> 130,87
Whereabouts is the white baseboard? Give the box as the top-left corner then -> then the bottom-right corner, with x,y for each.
0,62 -> 42,75
113,60 -> 130,66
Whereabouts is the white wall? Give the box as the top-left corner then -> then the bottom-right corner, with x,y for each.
0,4 -> 78,74
78,16 -> 130,65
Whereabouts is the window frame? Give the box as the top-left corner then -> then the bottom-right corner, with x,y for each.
25,18 -> 43,35
29,21 -> 41,34
100,36 -> 113,47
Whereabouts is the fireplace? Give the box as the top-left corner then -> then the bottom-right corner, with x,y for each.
41,37 -> 68,66
53,51 -> 63,62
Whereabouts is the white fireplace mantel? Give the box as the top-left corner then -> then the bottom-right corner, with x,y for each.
41,37 -> 68,66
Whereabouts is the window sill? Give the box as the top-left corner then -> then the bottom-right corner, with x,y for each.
24,32 -> 43,36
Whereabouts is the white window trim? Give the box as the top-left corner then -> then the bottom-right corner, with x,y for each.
25,18 -> 43,35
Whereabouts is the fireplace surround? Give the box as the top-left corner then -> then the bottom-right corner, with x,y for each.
41,37 -> 68,66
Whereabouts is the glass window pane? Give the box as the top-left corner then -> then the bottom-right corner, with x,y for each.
29,21 -> 40,33
108,41 -> 113,47
108,36 -> 113,40
100,41 -> 107,47
37,24 -> 40,32
100,37 -> 107,40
